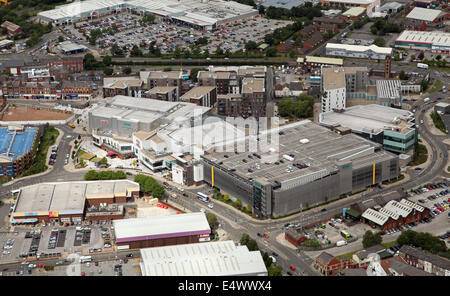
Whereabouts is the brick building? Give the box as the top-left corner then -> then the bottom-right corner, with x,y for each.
399,245 -> 450,276
1,21 -> 22,36
197,71 -> 239,95
146,86 -> 178,101
180,86 -> 216,107
315,251 -> 356,276
285,229 -> 307,247
303,32 -> 325,50
113,212 -> 211,249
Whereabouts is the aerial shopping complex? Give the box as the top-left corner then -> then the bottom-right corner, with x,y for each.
0,0 -> 448,283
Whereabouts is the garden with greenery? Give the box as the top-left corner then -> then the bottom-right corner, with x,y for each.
212,188 -> 255,217
20,124 -> 59,177
408,142 -> 428,166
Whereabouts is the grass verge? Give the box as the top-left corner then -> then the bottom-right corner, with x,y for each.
429,80 -> 443,93
430,112 -> 448,134
408,143 -> 428,166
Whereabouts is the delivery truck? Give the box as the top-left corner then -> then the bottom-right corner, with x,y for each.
417,63 -> 429,69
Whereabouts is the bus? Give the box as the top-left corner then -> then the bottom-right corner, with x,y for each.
79,256 -> 92,263
196,192 -> 209,203
340,230 -> 351,239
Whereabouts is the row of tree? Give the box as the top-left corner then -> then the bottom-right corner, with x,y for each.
133,174 -> 165,199
83,170 -> 126,181
397,230 -> 448,254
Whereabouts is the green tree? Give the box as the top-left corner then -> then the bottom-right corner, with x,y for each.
247,239 -> 259,251
84,170 -> 99,181
246,204 -> 252,214
190,68 -> 204,83
123,67 -> 132,75
103,68 -> 113,75
266,47 -> 277,57
362,230 -> 382,248
224,193 -> 229,202
245,40 -> 258,51
399,70 -> 408,80
267,265 -> 282,276
130,45 -> 143,57
206,213 -> 218,230
373,37 -> 386,47
174,47 -> 181,59
58,36 -> 64,43
100,157 -> 108,166
240,233 -> 250,246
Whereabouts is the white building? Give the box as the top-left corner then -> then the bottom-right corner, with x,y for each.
325,43 -> 393,59
139,240 -> 268,276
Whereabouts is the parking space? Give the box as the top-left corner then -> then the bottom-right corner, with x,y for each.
63,12 -> 291,55
22,258 -> 141,276
406,181 -> 450,218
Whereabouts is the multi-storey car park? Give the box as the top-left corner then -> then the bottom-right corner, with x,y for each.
37,0 -> 258,31
201,120 -> 400,218
0,126 -> 38,178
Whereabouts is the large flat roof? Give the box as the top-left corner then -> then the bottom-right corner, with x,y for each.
326,43 -> 393,55
406,7 -> 446,22
396,31 -> 450,47
319,104 -> 415,135
113,212 -> 211,242
0,127 -> 37,162
202,120 -> 397,189
322,67 -> 367,90
13,180 -> 139,216
140,240 -> 267,276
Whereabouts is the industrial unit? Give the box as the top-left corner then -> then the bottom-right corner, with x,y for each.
0,126 -> 38,178
10,180 -> 140,224
319,104 -> 416,154
201,120 -> 400,218
37,0 -> 258,31
325,43 -> 393,60
113,212 -> 211,249
140,240 -> 268,276
395,30 -> 450,54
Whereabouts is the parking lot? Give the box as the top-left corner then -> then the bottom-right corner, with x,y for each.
64,12 -> 291,55
406,181 -> 450,219
0,223 -> 116,263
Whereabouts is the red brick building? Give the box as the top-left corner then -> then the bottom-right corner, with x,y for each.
316,252 -> 357,276
1,21 -> 22,36
285,229 -> 307,247
304,32 -> 325,50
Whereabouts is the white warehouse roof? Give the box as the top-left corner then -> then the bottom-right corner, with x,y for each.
399,199 -> 424,213
406,7 -> 446,22
140,240 -> 268,276
383,200 -> 412,218
396,31 -> 450,47
326,43 -> 393,55
362,208 -> 389,226
113,212 -> 211,243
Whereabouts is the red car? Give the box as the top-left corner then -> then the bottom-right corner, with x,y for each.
163,182 -> 169,186
263,233 -> 269,238
437,207 -> 444,212
290,266 -> 296,271
81,272 -> 85,276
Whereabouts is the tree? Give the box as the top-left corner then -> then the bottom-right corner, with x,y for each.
373,37 -> 386,47
435,55 -> 442,60
173,47 -> 181,59
102,56 -> 112,67
58,36 -> 64,43
399,71 -> 408,80
245,40 -> 258,51
206,213 -> 218,230
258,5 -> 265,15
288,48 -> 296,58
103,68 -> 113,75
246,204 -> 252,214
130,45 -> 143,57
240,233 -> 250,246
223,193 -> 229,202
247,239 -> 259,251
123,67 -> 132,75
362,230 -> 382,248
267,265 -> 282,276
84,170 -> 99,181
266,47 -> 277,57
190,68 -> 204,83
195,37 -> 208,46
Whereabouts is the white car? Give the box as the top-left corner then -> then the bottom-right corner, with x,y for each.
200,208 -> 206,213
208,204 -> 214,209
